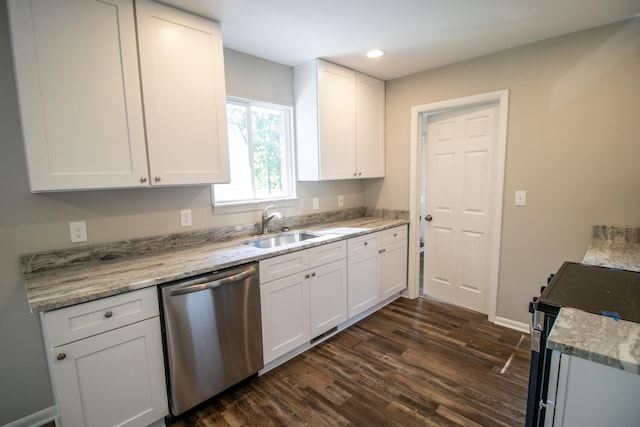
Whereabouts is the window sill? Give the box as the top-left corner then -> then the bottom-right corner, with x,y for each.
211,193 -> 300,214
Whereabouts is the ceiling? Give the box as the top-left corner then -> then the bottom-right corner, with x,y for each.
161,0 -> 640,81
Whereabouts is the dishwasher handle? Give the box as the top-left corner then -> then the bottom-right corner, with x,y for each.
168,264 -> 257,297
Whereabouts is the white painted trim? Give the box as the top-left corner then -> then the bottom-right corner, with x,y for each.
494,316 -> 529,334
408,90 -> 509,323
3,406 -> 58,427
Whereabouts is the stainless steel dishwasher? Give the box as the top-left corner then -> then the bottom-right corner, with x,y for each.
159,262 -> 263,416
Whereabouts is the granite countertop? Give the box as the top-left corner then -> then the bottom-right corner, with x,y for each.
548,224 -> 640,374
548,307 -> 640,374
22,215 -> 409,313
582,225 -> 640,272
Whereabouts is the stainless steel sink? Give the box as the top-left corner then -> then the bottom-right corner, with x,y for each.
245,231 -> 322,249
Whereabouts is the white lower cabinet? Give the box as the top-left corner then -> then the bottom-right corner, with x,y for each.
348,225 -> 408,319
546,351 -> 640,427
41,287 -> 168,427
260,241 -> 347,364
347,232 -> 381,318
260,269 -> 311,364
380,227 -> 409,299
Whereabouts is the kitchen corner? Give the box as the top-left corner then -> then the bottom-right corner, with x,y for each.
548,224 -> 640,373
541,224 -> 640,427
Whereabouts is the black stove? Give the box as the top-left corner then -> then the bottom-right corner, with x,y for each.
525,261 -> 640,426
538,261 -> 640,323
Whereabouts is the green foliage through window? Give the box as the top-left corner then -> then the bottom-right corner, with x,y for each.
214,98 -> 294,203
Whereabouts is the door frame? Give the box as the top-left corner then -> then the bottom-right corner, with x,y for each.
407,90 -> 509,322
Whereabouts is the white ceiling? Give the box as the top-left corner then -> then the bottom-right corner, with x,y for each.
161,0 -> 640,81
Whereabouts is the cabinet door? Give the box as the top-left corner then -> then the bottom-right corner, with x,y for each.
51,317 -> 168,427
136,0 -> 230,185
356,73 -> 385,178
380,239 -> 408,299
260,273 -> 310,364
317,60 -> 357,179
8,0 -> 148,191
347,247 -> 380,319
309,259 -> 348,338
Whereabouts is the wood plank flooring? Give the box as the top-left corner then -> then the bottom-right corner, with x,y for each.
168,297 -> 531,427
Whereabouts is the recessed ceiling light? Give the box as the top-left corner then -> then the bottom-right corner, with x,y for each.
366,49 -> 385,58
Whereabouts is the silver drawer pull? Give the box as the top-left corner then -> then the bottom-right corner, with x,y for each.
57,352 -> 67,361
104,311 -> 113,318
364,242 -> 368,246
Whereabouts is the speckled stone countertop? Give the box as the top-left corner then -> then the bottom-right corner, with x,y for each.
21,210 -> 409,313
548,308 -> 640,374
582,225 -> 640,272
548,225 -> 640,374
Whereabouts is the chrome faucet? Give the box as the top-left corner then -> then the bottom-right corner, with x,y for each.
261,205 -> 283,234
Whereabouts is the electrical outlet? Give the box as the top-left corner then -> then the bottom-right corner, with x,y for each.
312,197 -> 319,210
180,209 -> 192,227
69,221 -> 88,243
338,195 -> 344,207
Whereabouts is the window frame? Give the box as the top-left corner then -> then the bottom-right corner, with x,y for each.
212,96 -> 297,210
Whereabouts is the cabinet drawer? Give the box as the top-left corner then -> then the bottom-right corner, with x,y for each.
260,250 -> 310,284
348,232 -> 380,256
44,287 -> 159,347
381,225 -> 407,245
308,240 -> 346,267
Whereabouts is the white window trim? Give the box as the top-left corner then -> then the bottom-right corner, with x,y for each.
212,96 -> 297,211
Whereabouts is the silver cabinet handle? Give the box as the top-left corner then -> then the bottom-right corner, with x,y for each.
104,311 -> 113,318
169,264 -> 257,297
425,215 -> 433,222
305,274 -> 310,279
363,242 -> 368,246
154,176 -> 162,182
311,272 -> 316,277
57,353 -> 66,361
140,176 -> 148,183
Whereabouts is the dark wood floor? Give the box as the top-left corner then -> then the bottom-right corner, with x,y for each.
169,297 -> 531,427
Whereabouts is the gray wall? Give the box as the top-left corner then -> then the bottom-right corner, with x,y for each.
0,2 -> 361,423
375,18 -> 640,323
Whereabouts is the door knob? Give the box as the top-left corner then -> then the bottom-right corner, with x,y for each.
425,215 -> 433,222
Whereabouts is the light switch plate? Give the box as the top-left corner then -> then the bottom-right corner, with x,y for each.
312,197 -> 319,210
515,191 -> 527,207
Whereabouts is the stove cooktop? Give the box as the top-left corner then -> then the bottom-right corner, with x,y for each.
538,261 -> 640,323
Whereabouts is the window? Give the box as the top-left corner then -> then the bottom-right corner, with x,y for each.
213,97 -> 295,204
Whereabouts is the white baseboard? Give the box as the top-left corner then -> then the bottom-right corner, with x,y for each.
494,316 -> 529,334
4,406 -> 58,427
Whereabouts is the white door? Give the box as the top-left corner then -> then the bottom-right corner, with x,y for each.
423,103 -> 498,313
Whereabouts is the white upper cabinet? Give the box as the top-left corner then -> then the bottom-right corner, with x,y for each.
136,0 -> 229,186
8,0 -> 148,191
8,0 -> 229,192
294,59 -> 385,181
